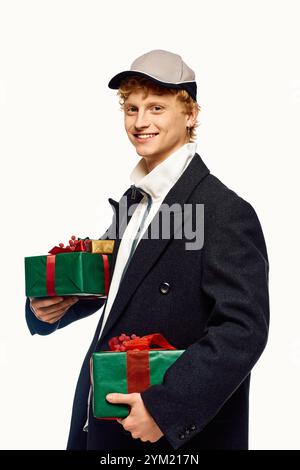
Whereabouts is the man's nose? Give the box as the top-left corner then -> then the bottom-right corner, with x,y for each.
134,111 -> 150,129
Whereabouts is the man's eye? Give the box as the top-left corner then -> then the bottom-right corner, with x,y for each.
126,106 -> 162,113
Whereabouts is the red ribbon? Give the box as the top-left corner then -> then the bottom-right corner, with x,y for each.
124,334 -> 175,394
101,254 -> 110,296
126,350 -> 150,393
46,255 -> 57,296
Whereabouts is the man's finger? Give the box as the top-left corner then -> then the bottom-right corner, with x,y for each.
31,296 -> 65,308
37,311 -> 65,323
40,298 -> 78,315
106,393 -> 137,405
41,305 -> 73,321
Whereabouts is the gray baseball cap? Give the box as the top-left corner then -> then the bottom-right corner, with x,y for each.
108,49 -> 197,102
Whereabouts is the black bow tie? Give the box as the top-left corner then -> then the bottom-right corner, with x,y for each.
109,185 -> 151,209
107,185 -> 152,238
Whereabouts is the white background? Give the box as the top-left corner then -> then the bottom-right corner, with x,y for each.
0,0 -> 299,450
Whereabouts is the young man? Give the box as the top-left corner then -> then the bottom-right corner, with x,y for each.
26,49 -> 269,451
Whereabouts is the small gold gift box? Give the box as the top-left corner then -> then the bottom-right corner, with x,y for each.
87,240 -> 115,254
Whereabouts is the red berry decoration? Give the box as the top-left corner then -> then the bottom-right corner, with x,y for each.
69,240 -> 74,246
71,235 -> 76,240
120,345 -> 126,352
59,243 -> 64,248
70,246 -> 75,251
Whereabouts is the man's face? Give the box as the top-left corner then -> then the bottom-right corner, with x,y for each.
124,89 -> 192,171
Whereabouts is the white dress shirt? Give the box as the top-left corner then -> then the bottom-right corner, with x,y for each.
97,141 -> 197,341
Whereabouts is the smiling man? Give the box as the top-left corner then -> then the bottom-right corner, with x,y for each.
26,49 -> 269,451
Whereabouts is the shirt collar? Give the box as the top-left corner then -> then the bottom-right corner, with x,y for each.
129,142 -> 197,201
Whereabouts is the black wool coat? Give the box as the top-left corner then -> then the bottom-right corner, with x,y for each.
25,152 -> 269,451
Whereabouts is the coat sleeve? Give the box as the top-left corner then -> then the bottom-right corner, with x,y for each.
25,296 -> 105,336
140,195 -> 270,449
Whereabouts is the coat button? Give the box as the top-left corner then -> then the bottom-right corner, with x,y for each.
159,282 -> 170,294
190,424 -> 196,431
179,433 -> 185,440
185,429 -> 190,435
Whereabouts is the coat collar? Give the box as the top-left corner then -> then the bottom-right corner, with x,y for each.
99,152 -> 210,345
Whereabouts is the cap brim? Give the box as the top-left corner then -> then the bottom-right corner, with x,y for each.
108,71 -> 197,101
108,70 -> 181,89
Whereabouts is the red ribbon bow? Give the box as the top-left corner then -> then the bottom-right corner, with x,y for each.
108,333 -> 176,352
48,235 -> 90,255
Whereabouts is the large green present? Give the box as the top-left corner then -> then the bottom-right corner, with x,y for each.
25,236 -> 112,297
91,333 -> 184,419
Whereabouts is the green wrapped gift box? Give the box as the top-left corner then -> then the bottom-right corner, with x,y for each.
91,334 -> 184,419
25,251 -> 112,297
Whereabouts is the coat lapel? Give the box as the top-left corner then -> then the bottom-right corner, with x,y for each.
99,153 -> 210,344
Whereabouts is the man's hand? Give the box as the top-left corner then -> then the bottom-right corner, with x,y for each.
106,392 -> 164,443
29,296 -> 79,324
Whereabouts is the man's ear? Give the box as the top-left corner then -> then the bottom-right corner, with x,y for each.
186,107 -> 199,128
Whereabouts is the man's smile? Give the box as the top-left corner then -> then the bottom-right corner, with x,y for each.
133,133 -> 159,143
